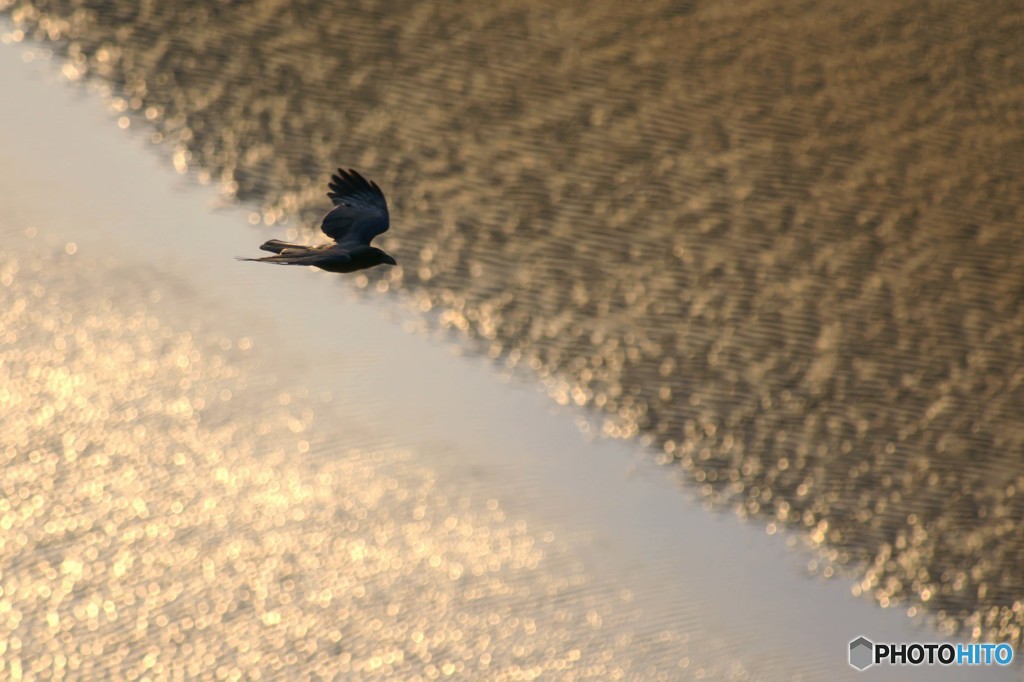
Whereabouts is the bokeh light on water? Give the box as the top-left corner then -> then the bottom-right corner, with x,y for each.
0,239 -> 714,680
2,0 -> 1024,656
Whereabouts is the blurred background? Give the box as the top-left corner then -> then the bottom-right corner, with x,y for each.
1,0 -> 1023,679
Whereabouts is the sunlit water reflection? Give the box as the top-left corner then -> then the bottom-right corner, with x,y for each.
0,234 -> 706,680
2,0 -> 1024,662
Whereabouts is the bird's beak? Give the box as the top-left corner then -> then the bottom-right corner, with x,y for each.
384,255 -> 398,266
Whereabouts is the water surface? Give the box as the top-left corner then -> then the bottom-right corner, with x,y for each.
3,0 -> 1024,658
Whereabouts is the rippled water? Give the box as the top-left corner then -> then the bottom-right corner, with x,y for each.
3,0 -> 1024,657
0,240 -> 671,679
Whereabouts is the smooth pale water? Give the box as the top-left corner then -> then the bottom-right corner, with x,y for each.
1,0 -> 1023,677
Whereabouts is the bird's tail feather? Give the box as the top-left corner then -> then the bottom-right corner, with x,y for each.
239,239 -> 318,264
260,239 -> 305,254
235,253 -> 320,266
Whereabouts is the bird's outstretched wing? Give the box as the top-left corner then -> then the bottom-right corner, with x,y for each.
321,168 -> 390,246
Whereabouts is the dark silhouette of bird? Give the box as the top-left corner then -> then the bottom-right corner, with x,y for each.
238,168 -> 397,273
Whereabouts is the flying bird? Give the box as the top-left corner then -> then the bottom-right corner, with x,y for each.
238,168 -> 397,273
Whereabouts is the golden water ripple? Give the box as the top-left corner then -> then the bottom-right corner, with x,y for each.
0,241 -> 718,680
3,0 -> 1024,649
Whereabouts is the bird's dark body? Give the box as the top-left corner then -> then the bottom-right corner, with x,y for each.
253,239 -> 395,273
238,168 -> 397,274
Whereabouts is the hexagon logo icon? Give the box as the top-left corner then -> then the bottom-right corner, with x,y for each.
849,636 -> 874,670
